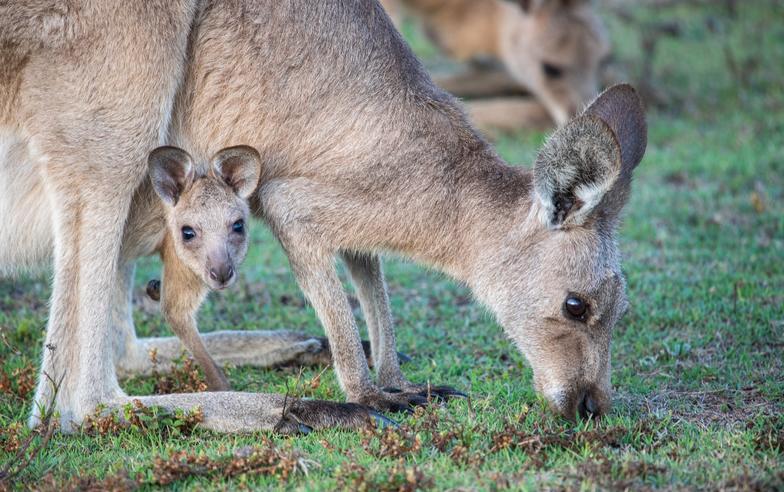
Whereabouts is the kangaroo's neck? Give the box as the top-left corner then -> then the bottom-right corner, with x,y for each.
370,107 -> 533,282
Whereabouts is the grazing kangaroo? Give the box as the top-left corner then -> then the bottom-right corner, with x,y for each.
168,0 -> 645,419
380,0 -> 611,128
1,1 -> 643,432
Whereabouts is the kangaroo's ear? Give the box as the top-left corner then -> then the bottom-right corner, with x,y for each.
533,84 -> 647,228
211,146 -> 262,199
149,146 -> 195,207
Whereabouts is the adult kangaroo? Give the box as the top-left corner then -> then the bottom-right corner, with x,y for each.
1,0 -> 644,431
173,2 -> 645,419
1,1 -> 388,433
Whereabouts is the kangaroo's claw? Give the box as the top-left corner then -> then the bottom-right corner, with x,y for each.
420,384 -> 468,401
357,389 -> 431,414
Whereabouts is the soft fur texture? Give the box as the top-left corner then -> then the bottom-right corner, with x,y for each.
1,0 -> 645,431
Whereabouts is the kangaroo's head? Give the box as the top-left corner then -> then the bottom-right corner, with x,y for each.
500,0 -> 611,125
149,146 -> 262,290
473,85 -> 646,420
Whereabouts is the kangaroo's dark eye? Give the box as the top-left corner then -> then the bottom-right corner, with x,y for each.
181,226 -> 196,242
542,62 -> 564,79
232,219 -> 245,234
564,296 -> 588,321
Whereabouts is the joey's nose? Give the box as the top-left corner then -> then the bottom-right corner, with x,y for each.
209,264 -> 234,286
577,391 -> 600,419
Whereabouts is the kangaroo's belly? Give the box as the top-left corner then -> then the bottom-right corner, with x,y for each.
0,127 -> 54,276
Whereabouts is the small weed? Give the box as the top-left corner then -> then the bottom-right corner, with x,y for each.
37,471 -> 139,492
149,349 -> 208,394
82,400 -> 203,438
360,425 -> 422,459
0,372 -> 60,486
569,457 -> 667,491
148,442 -> 312,486
410,406 -> 483,465
750,415 -> 784,453
0,422 -> 23,454
0,361 -> 36,401
334,454 -> 433,492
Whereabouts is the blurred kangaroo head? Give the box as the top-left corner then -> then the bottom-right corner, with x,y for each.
501,0 -> 611,125
474,85 -> 646,420
149,146 -> 262,290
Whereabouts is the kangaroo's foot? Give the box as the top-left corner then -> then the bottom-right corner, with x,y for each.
354,384 -> 465,414
112,392 -> 395,434
274,400 -> 397,435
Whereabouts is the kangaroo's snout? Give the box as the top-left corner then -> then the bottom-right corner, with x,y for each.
208,260 -> 235,288
543,383 -> 610,421
578,390 -> 600,419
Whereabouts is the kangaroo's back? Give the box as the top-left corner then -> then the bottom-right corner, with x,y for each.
174,0 -> 485,174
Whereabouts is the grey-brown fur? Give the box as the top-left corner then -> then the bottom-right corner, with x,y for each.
0,0 -> 644,430
170,2 -> 646,418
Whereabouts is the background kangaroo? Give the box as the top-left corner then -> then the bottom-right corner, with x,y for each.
1,0 -> 643,431
381,0 -> 611,130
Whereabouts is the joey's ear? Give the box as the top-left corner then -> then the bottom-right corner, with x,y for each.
533,84 -> 646,228
149,146 -> 195,206
211,146 -> 262,199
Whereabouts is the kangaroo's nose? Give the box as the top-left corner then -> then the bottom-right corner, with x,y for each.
577,391 -> 600,419
209,264 -> 235,285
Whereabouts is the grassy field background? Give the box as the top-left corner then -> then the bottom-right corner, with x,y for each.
1,1 -> 782,490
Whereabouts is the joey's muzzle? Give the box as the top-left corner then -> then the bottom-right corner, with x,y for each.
207,258 -> 235,288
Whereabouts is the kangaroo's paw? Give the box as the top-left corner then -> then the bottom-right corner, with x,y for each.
274,400 -> 397,435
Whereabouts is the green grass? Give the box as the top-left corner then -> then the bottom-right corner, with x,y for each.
2,2 -> 783,490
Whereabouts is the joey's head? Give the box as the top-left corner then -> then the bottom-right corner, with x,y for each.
502,0 -> 611,125
149,146 -> 262,291
474,85 -> 646,420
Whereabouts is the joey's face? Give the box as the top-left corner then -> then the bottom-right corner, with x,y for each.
503,0 -> 611,125
149,145 -> 262,292
171,178 -> 250,290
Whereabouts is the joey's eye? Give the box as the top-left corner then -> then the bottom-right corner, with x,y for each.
564,296 -> 588,320
232,219 -> 245,234
542,62 -> 564,79
181,226 -> 196,242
